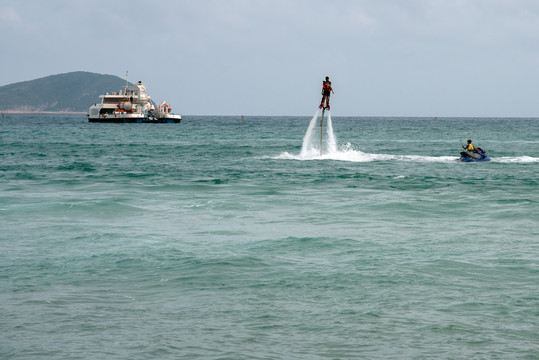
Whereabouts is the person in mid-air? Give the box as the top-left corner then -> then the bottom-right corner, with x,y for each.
462,139 -> 480,158
319,76 -> 334,110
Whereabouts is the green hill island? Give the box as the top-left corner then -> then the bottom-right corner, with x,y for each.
0,71 -> 129,113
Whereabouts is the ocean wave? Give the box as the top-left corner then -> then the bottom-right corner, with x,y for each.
276,146 -> 539,164
493,156 -> 539,163
275,143 -> 457,163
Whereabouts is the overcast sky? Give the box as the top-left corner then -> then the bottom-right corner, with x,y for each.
1,0 -> 539,116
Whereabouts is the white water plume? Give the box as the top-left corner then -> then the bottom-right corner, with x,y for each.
299,109 -> 320,157
299,109 -> 338,158
326,111 -> 337,153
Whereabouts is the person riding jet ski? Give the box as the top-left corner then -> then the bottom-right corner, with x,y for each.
462,140 -> 480,159
459,140 -> 490,162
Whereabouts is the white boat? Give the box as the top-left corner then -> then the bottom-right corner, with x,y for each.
88,80 -> 181,123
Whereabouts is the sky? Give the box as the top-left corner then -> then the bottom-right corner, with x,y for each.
1,0 -> 539,116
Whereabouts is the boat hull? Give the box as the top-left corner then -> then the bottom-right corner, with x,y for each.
88,116 -> 181,123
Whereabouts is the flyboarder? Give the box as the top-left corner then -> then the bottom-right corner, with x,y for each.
319,76 -> 334,110
318,76 -> 334,155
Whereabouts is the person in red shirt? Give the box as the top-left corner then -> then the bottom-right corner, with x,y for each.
319,76 -> 334,110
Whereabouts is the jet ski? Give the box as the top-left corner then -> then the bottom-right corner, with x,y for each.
459,147 -> 491,162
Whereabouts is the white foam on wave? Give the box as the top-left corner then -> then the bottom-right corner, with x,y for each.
493,156 -> 539,163
275,142 -> 458,163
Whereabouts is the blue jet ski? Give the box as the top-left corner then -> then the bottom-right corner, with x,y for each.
459,147 -> 491,162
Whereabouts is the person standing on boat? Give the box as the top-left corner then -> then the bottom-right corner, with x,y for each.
319,76 -> 334,110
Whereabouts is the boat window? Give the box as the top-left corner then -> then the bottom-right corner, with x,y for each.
104,98 -> 122,104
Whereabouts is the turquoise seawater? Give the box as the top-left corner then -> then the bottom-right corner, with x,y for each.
1,114 -> 538,359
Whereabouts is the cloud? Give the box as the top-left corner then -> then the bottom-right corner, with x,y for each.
0,7 -> 20,22
2,0 -> 539,116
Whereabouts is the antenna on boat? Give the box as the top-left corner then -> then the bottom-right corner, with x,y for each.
125,71 -> 129,93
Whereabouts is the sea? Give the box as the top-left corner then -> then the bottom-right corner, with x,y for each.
1,113 -> 538,359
